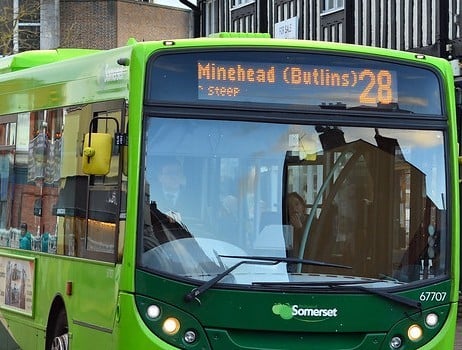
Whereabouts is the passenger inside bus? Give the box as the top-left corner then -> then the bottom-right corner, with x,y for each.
144,158 -> 196,251
286,192 -> 308,257
19,223 -> 32,250
151,158 -> 197,224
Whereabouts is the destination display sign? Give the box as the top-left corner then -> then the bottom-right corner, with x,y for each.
197,61 -> 398,107
147,50 -> 442,115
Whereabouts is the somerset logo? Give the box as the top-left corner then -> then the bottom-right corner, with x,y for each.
272,303 -> 338,321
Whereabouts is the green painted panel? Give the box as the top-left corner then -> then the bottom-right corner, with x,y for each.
135,270 -> 455,349
0,46 -> 132,114
0,49 -> 99,74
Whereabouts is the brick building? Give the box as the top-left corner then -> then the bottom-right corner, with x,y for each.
59,0 -> 193,49
0,0 -> 193,54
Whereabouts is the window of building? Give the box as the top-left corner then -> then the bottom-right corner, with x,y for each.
18,22 -> 40,52
11,0 -> 41,53
205,0 -> 217,36
0,115 -> 15,230
322,0 -> 344,14
0,116 -> 16,147
231,0 -> 254,9
232,14 -> 254,32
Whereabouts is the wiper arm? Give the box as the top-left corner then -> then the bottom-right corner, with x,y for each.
184,254 -> 420,310
318,102 -> 413,114
220,255 -> 352,269
252,279 -> 382,287
253,279 -> 421,310
331,284 -> 421,310
184,259 -> 277,302
184,255 -> 351,303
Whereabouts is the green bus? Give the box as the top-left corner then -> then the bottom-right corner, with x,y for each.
0,35 -> 458,350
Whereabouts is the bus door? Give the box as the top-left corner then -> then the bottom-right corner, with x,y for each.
57,99 -> 127,343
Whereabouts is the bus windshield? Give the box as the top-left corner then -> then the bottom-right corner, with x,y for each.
139,117 -> 447,288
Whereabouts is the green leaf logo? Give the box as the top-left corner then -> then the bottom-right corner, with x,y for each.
272,303 -> 293,320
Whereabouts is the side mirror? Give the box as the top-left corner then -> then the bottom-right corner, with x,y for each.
82,132 -> 113,175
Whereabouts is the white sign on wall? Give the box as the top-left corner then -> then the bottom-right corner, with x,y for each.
275,16 -> 299,39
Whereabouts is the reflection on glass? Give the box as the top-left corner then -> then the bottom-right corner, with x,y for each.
140,118 -> 447,288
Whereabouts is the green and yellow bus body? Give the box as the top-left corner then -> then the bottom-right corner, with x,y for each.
0,36 -> 458,350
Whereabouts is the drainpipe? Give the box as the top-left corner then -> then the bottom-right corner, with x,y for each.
179,0 -> 201,37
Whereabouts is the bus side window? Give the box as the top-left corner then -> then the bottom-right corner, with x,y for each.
52,101 -> 127,262
81,103 -> 127,262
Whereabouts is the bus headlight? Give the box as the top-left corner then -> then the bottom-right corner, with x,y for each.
146,304 -> 161,319
137,296 -> 209,348
407,324 -> 423,341
162,317 -> 181,335
425,313 -> 438,327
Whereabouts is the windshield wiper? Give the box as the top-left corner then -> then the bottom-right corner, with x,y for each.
330,284 -> 421,310
252,279 -> 385,287
184,255 -> 351,303
220,255 -> 352,269
253,279 -> 421,310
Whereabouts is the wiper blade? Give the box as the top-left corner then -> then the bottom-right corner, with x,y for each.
220,255 -> 352,269
319,102 -> 413,114
252,279 -> 382,287
331,284 -> 421,310
253,280 -> 420,310
184,259 -> 276,302
184,255 -> 351,303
